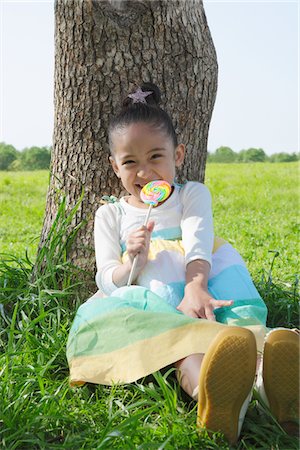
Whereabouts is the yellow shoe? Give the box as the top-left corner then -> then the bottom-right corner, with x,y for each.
197,327 -> 257,445
257,328 -> 299,433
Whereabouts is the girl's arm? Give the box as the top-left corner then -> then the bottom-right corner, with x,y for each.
180,182 -> 214,268
178,183 -> 232,319
177,259 -> 233,320
94,204 -> 124,294
112,221 -> 155,287
95,204 -> 154,292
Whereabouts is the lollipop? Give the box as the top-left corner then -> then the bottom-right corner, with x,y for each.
127,180 -> 172,286
140,180 -> 172,206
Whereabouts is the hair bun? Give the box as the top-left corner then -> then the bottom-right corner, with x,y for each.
122,82 -> 161,108
140,82 -> 161,106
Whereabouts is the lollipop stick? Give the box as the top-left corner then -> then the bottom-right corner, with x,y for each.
143,204 -> 153,227
127,204 -> 153,286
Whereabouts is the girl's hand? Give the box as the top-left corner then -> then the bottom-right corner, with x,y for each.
176,282 -> 233,320
126,220 -> 155,274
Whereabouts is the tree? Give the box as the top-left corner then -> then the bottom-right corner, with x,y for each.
39,0 -> 218,278
206,152 -> 215,163
238,148 -> 266,163
8,159 -> 22,171
20,146 -> 51,170
269,152 -> 299,163
213,146 -> 237,163
0,142 -> 18,170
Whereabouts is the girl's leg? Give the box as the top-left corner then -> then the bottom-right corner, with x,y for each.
256,328 -> 299,434
176,326 -> 257,445
175,354 -> 205,399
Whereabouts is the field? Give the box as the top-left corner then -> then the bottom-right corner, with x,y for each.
0,164 -> 298,280
0,163 -> 299,449
206,163 -> 299,282
0,171 -> 49,260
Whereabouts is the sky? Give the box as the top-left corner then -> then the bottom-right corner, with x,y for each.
0,0 -> 298,155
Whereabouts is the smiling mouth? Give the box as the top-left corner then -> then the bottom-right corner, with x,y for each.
135,183 -> 149,191
135,180 -> 161,190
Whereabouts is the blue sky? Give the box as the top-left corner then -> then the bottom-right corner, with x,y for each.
0,0 -> 298,155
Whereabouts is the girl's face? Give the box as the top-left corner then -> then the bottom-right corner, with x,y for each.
109,122 -> 185,207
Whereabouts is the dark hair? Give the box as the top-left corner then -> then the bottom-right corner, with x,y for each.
108,82 -> 178,150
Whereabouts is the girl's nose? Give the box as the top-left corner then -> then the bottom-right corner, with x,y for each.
137,166 -> 152,178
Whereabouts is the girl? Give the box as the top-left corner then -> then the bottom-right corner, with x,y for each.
67,82 -> 299,445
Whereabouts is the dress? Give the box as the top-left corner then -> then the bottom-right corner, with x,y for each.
67,182 -> 268,386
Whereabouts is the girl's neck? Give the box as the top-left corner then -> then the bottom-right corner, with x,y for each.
126,195 -> 149,208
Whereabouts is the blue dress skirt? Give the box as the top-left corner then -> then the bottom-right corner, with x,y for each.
67,240 -> 268,386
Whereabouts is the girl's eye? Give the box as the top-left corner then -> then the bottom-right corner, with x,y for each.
151,154 -> 162,159
123,160 -> 135,165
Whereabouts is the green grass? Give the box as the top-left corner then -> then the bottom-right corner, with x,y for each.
205,163 -> 299,283
0,164 -> 299,449
0,171 -> 49,260
1,163 -> 298,279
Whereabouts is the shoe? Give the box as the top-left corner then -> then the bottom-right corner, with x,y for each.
197,326 -> 257,444
256,328 -> 299,433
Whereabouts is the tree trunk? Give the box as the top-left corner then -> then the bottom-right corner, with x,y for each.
39,0 -> 218,280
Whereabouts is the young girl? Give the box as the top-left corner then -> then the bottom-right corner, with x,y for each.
67,82 -> 299,444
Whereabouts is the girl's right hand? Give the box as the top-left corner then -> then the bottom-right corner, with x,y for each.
126,220 -> 155,274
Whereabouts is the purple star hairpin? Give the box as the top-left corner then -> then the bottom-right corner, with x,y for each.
128,87 -> 153,104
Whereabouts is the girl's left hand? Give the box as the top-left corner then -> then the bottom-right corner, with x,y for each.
176,283 -> 233,320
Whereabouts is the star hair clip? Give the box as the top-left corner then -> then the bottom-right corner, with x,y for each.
128,87 -> 153,104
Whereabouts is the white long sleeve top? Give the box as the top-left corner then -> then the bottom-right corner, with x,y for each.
94,182 -> 214,306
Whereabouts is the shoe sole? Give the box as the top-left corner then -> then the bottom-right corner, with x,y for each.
197,326 -> 257,444
263,329 -> 299,425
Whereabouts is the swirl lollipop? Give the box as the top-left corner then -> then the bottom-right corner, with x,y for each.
127,180 -> 172,286
140,180 -> 172,206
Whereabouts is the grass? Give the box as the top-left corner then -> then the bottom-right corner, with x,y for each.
1,164 -> 298,279
0,171 -> 49,260
206,162 -> 299,282
0,163 -> 299,449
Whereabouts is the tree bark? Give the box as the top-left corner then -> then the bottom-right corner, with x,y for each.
39,0 -> 218,279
